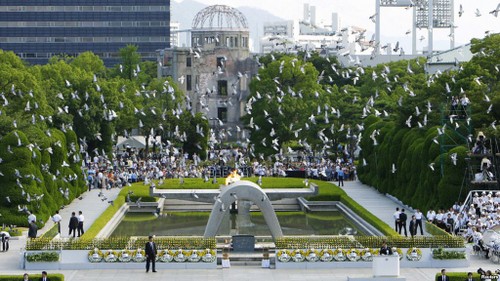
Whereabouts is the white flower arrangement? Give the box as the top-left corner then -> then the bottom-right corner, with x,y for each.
320,249 -> 334,262
276,249 -> 291,262
392,247 -> 403,260
291,249 -> 306,262
118,250 -> 132,263
88,248 -> 103,263
333,248 -> 346,261
201,249 -> 216,263
361,248 -> 374,261
174,249 -> 187,262
188,250 -> 201,262
346,249 -> 361,262
406,247 -> 422,261
132,248 -> 146,262
305,248 -> 320,262
103,250 -> 118,263
158,249 -> 174,262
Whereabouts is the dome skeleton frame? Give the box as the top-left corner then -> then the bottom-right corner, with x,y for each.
192,5 -> 248,30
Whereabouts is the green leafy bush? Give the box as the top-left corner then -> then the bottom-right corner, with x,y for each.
434,272 -> 481,281
25,251 -> 60,262
0,274 -> 64,281
432,247 -> 466,259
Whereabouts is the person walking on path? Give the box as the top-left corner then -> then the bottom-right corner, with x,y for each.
52,210 -> 62,235
69,212 -> 79,238
0,231 -> 10,251
393,207 -> 401,233
77,211 -> 85,237
399,209 -> 408,237
414,209 -> 424,235
145,235 -> 157,273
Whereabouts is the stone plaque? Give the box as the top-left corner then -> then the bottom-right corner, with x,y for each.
232,235 -> 255,252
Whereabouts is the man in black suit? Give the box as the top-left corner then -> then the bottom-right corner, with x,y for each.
379,241 -> 393,255
68,212 -> 79,238
399,209 -> 408,237
437,269 -> 448,281
145,235 -> 157,273
39,270 -> 50,281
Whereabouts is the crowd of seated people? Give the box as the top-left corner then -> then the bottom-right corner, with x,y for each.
83,143 -> 358,190
426,191 -> 500,258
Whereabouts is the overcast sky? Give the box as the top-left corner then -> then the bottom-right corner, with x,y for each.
175,0 -> 500,53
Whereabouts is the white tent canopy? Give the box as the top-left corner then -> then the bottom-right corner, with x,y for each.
116,135 -> 161,151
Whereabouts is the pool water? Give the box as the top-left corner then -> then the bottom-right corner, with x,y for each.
110,211 -> 365,237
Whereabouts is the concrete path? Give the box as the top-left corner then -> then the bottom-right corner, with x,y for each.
38,187 -> 122,238
0,180 -> 495,281
340,180 -> 430,236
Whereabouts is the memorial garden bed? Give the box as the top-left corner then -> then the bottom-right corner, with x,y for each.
275,235 -> 468,269
23,237 -> 217,270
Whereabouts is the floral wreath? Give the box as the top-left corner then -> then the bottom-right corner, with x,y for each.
118,250 -> 132,262
291,249 -> 306,262
361,248 -> 374,261
406,247 -> 422,261
305,249 -> 320,262
173,249 -> 188,262
88,248 -> 103,263
103,250 -> 118,263
132,248 -> 146,262
158,249 -> 174,262
200,249 -> 216,263
346,248 -> 361,262
276,249 -> 292,262
320,249 -> 334,262
188,250 -> 201,262
392,247 -> 403,260
333,248 -> 346,261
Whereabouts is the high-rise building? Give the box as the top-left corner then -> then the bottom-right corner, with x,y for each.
0,0 -> 170,66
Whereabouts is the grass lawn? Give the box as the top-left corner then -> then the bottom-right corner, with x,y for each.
154,176 -> 308,189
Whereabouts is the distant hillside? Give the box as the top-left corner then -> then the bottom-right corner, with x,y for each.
171,0 -> 285,51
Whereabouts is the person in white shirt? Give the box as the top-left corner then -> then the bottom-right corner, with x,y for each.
414,209 -> 424,235
426,209 -> 436,223
77,211 -> 85,237
52,211 -> 62,234
393,207 -> 401,232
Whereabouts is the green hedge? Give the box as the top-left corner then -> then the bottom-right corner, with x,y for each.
432,248 -> 466,259
40,224 -> 59,239
25,251 -> 60,262
425,221 -> 452,236
155,177 -> 306,189
0,274 -> 64,281
434,272 -> 481,281
275,235 -> 464,249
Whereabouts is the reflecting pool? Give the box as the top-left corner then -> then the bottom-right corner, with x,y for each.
110,211 -> 365,237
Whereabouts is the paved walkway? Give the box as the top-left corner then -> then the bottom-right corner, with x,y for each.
38,187 -> 122,238
340,180 -> 430,236
0,181 -> 496,281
